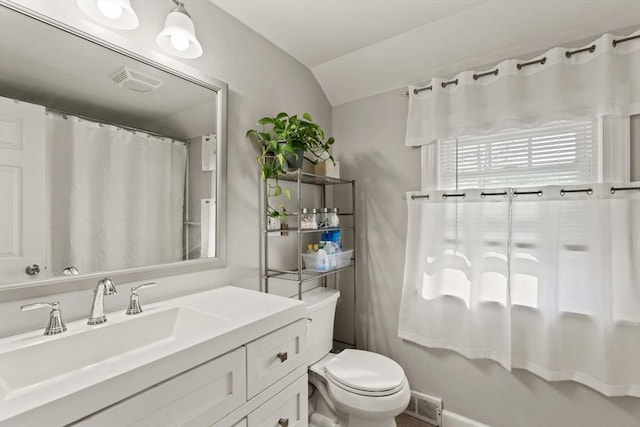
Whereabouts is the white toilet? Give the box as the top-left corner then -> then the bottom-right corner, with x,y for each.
301,287 -> 410,427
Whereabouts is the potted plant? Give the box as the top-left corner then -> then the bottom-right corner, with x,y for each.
246,112 -> 335,227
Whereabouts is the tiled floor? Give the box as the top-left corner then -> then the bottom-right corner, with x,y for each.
396,413 -> 436,427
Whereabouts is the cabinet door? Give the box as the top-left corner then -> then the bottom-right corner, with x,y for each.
247,374 -> 308,427
72,348 -> 246,427
246,320 -> 307,399
0,96 -> 46,284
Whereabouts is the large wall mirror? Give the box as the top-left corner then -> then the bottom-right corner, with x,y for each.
0,2 -> 227,292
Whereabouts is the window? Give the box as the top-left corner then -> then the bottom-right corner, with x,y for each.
420,120 -> 602,311
437,121 -> 599,190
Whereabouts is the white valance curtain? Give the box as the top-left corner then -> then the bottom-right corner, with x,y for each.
405,30 -> 640,146
399,184 -> 640,397
47,112 -> 187,274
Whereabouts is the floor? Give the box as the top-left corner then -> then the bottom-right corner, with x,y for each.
396,413 -> 436,427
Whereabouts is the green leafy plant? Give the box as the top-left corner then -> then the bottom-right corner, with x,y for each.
246,112 -> 335,220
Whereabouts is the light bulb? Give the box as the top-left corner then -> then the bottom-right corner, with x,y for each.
170,33 -> 190,51
97,0 -> 123,19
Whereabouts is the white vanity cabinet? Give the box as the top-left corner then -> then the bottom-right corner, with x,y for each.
71,318 -> 308,427
0,287 -> 308,427
71,348 -> 247,427
247,375 -> 308,427
246,319 -> 307,399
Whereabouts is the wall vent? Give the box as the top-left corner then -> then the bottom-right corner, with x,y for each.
109,66 -> 164,94
404,390 -> 442,426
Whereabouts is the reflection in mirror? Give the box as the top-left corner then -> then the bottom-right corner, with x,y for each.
0,4 -> 226,286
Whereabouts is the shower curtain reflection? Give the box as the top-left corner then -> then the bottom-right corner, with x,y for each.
47,111 -> 187,275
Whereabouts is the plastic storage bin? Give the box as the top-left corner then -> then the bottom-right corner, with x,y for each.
303,249 -> 353,272
337,249 -> 353,268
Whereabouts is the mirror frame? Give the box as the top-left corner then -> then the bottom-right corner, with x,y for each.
0,1 -> 228,301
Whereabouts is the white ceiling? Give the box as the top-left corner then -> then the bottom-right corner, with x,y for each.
212,0 -> 483,68
212,0 -> 640,106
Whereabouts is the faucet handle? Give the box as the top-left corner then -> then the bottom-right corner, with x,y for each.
21,301 -> 60,311
126,282 -> 156,315
131,282 -> 156,294
21,301 -> 67,335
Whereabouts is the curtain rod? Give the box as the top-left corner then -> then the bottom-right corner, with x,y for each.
402,34 -> 639,97
46,107 -> 190,145
410,185 -> 640,200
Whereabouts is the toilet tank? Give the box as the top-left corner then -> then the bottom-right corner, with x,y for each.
300,287 -> 340,365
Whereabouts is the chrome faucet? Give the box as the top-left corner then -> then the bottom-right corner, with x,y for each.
88,278 -> 117,325
21,301 -> 67,335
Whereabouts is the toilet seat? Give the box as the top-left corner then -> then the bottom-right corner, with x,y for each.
326,374 -> 407,397
323,350 -> 406,397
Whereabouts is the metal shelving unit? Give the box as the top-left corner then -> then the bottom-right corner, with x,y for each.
262,170 -> 357,347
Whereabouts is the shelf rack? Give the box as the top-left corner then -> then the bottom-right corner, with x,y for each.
262,170 -> 357,347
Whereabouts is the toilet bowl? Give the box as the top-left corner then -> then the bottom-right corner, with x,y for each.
300,287 -> 410,427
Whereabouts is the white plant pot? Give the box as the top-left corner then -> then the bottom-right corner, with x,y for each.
267,216 -> 281,231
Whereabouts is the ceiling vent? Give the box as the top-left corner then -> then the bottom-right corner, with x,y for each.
109,66 -> 164,94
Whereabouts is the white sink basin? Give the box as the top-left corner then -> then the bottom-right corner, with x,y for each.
0,286 -> 305,426
0,306 -> 223,401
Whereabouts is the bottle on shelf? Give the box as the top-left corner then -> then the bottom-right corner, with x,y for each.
321,230 -> 342,252
330,229 -> 342,251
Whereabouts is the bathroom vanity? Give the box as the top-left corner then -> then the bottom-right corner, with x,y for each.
0,286 -> 308,426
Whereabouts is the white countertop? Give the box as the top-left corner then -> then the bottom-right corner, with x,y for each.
0,286 -> 305,426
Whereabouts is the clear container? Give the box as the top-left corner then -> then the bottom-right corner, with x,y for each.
319,207 -> 339,229
318,207 -> 330,228
300,208 -> 318,229
329,207 -> 340,228
302,251 -> 332,272
302,249 -> 353,272
337,249 -> 353,268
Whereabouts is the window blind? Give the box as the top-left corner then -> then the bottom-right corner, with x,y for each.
439,121 -> 598,189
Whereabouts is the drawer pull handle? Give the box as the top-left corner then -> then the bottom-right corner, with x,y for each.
278,418 -> 289,427
277,351 -> 288,362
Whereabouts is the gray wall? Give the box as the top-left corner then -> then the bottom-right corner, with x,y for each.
332,89 -> 640,427
0,1 -> 331,336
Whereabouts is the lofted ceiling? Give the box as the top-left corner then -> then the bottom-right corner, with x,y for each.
211,0 -> 640,106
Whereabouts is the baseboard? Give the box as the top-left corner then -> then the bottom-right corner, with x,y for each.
442,409 -> 490,427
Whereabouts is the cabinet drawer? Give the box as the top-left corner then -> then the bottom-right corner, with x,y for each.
245,319 -> 307,399
72,347 -> 246,427
247,374 -> 308,427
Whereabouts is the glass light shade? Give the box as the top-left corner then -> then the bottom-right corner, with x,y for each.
77,0 -> 139,30
156,8 -> 203,59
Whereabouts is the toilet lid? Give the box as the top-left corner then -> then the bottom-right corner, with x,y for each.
324,350 -> 406,394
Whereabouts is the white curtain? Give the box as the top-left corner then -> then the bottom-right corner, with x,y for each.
400,188 -> 512,368
47,112 -> 187,275
399,184 -> 640,397
405,30 -> 640,146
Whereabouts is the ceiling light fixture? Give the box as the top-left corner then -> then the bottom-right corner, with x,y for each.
77,0 -> 139,30
156,0 -> 203,59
